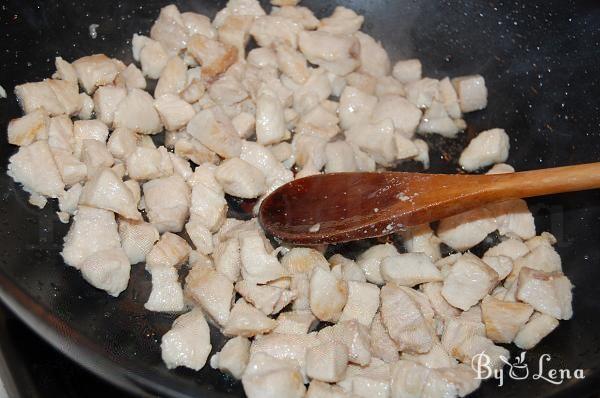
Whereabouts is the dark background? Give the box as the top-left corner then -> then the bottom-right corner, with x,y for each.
1,0 -> 600,397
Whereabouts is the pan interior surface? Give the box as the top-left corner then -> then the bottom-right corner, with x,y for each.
0,0 -> 599,397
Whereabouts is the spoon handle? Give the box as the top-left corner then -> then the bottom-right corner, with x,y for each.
487,162 -> 600,199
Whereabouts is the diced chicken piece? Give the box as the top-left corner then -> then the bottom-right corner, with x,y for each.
324,141 -> 357,173
14,81 -> 63,116
441,317 -> 485,355
274,311 -> 317,335
113,88 -> 162,134
58,183 -> 83,216
514,312 -> 559,349
242,352 -> 305,398
508,244 -> 562,288
355,31 -> 390,77
482,255 -> 513,281
380,283 -> 435,354
369,312 -> 400,363
421,282 -> 461,320
402,341 -> 456,369
51,148 -> 87,187
452,74 -> 488,113
399,224 -> 441,261
309,267 -> 348,322
187,34 -> 237,79
484,238 -> 529,260
187,107 -> 242,158
146,232 -> 191,269
356,243 -> 399,285
210,336 -> 251,379
459,128 -> 510,171
213,238 -> 241,282
154,94 -> 195,132
149,5 -> 188,55
490,199 -> 536,240
47,115 -> 73,152
161,308 -> 211,370
61,206 -> 120,268
392,59 -> 422,84
142,174 -> 190,233
337,358 -> 391,397
329,254 -> 366,283
298,31 -> 359,76
236,281 -> 295,315
275,44 -> 310,84
240,230 -> 287,283
185,265 -> 234,326
215,157 -> 267,199
280,247 -> 329,275
451,333 -> 509,373
139,39 -> 169,79
271,5 -> 319,29
292,131 -> 327,175
41,79 -> 81,116
155,56 -> 187,98
145,263 -> 185,312
297,104 -> 340,140
319,6 -> 363,35
224,298 -> 277,337
250,332 -> 319,380
249,15 -> 301,49
437,206 -> 497,251
106,128 -> 136,161
76,93 -> 94,119
405,77 -> 439,109
254,87 -> 287,145
93,85 -> 127,126
79,167 -> 141,220
231,112 -> 255,138
381,253 -> 443,286
7,109 -> 49,146
80,248 -> 130,296
338,281 -> 379,326
345,119 -> 397,166
80,139 -> 114,177
72,54 -> 119,94
437,77 -> 461,119
306,341 -> 348,382
182,12 -> 217,38
318,320 -> 371,366
418,100 -> 461,138
117,64 -> 146,90
338,86 -> 377,129
117,218 -> 159,264
189,179 -> 227,232
184,222 -> 212,255
209,74 -> 248,107
168,153 -> 193,181
345,72 -> 376,95
220,15 -> 255,60
126,146 -> 174,180
291,68 -> 333,114
247,47 -> 277,69
131,34 -> 150,61
54,56 -> 78,84
372,95 -> 422,139
481,295 -> 533,343
442,253 -> 499,311
213,0 -> 266,27
516,267 -> 573,320
8,140 -> 64,198
306,381 -> 347,398
174,136 -> 219,165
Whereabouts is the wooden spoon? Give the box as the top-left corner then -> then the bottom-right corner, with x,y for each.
259,163 -> 600,244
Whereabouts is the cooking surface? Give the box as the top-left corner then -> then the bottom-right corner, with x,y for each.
1,0 -> 600,397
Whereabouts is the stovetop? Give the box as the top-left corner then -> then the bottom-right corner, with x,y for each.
0,303 -> 136,398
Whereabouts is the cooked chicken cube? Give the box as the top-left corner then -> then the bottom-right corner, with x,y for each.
254,88 -> 287,145
184,222 -> 213,255
212,237 -> 241,282
318,320 -> 371,366
418,100 -> 461,138
399,224 -> 441,261
240,140 -> 293,192
405,77 -> 440,109
459,128 -> 510,171
275,44 -> 310,85
442,253 -> 499,311
61,206 -> 120,268
149,5 -> 188,55
250,15 -> 301,49
231,112 -> 255,138
185,265 -> 234,327
47,115 -> 73,152
143,174 -> 190,233
118,218 -> 159,264
154,56 -> 187,98
274,311 -> 318,335
451,333 -> 509,373
107,128 -> 137,161
337,358 -> 391,397
291,68 -> 333,114
187,34 -> 237,79
242,352 -> 306,398
345,119 -> 396,166
154,94 -> 196,132
80,248 -> 130,297
14,81 -> 64,116
319,6 -> 363,35
54,56 -> 78,84
441,317 -> 485,354
215,157 -> 266,198
482,255 -> 513,281
189,178 -> 227,232
223,298 -> 278,337
525,231 -> 557,250
113,88 -> 162,134
271,5 -> 319,29
8,140 -> 65,198
392,59 -> 422,83
161,308 -> 212,370
490,198 -> 536,240
338,281 -> 379,326
93,85 -> 126,126
329,254 -> 366,283
402,341 -> 456,369
72,119 -> 109,158
484,238 -> 529,260
306,381 -> 347,398
380,283 -> 435,354
437,206 -> 497,251
139,38 -> 169,79
309,266 -> 348,322
72,54 -> 120,94
126,146 -> 174,180
58,183 -> 83,216
187,107 -> 242,158
369,312 -> 400,363
210,336 -> 251,379
47,76 -> 83,116
516,267 -> 573,320
481,295 -> 533,343
240,230 -> 286,283
76,93 -> 94,119
79,167 -> 141,220
51,149 -> 87,187
355,31 -> 390,77
182,11 -> 217,38
80,139 -> 114,177
280,247 -> 329,275
7,109 -> 49,146
372,94 -> 422,138
236,280 -> 295,315
356,243 -> 399,285
209,74 -> 248,107
306,341 -> 348,382
117,64 -> 146,90
514,312 -> 559,349
146,232 -> 191,269
452,74 -> 488,113
298,31 -> 359,76
338,86 -> 377,130
381,253 -> 443,287
324,140 -> 357,172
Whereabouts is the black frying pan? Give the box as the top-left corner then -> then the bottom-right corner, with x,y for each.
1,0 -> 600,397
